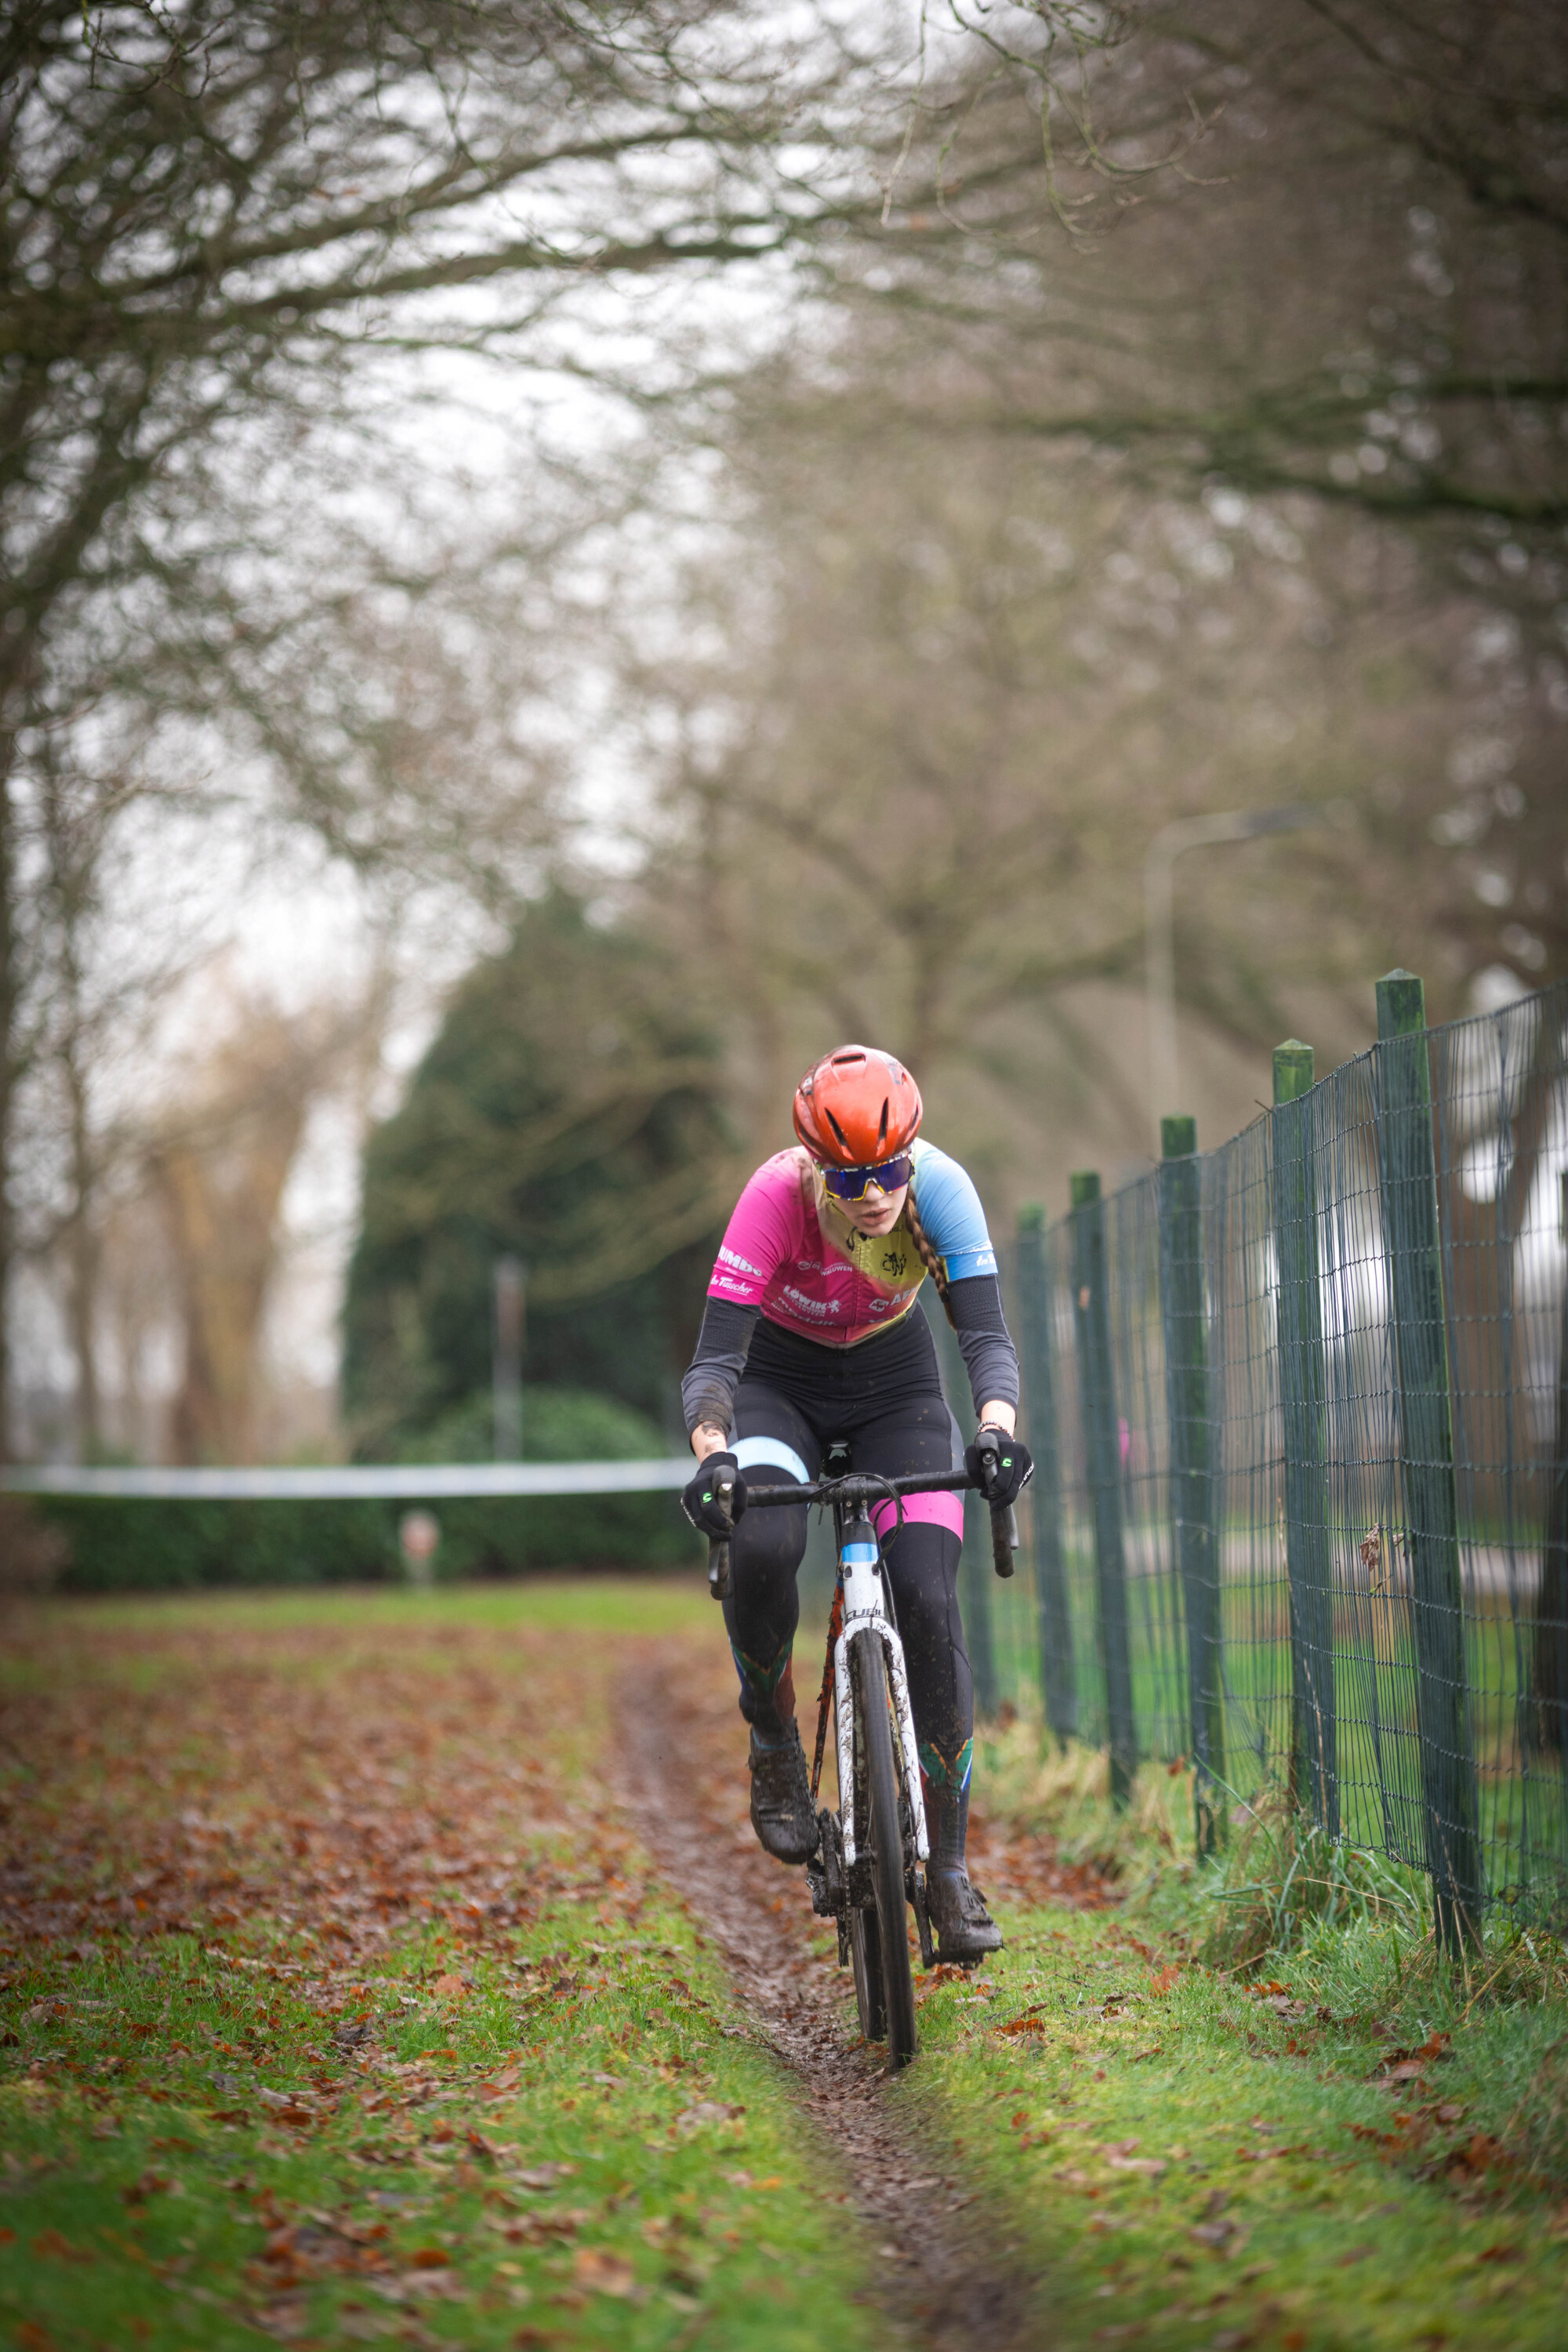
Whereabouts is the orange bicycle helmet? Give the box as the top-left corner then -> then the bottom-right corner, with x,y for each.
793,1044 -> 923,1167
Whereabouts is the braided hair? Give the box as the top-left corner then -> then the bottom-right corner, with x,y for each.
904,1187 -> 955,1328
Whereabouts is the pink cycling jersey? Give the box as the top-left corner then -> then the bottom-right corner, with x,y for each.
706,1140 -> 998,1350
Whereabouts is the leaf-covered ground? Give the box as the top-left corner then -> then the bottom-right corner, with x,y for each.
0,1586 -> 880,2350
4,1581 -> 1567,2352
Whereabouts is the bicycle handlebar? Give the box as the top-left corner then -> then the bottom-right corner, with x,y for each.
705,1461 -> 1018,1600
742,1468 -> 965,1508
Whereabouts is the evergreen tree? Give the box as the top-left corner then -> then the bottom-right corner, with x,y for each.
343,897 -> 736,1450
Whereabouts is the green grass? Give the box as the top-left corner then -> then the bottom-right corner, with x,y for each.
0,1581 -> 877,2351
9,1579 -> 1568,2352
898,1902 -> 1568,2352
919,1712 -> 1568,2348
1,1906 -> 875,2350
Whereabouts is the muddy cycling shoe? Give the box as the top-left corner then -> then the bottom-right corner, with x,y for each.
747,1724 -> 818,1865
927,1866 -> 1004,1962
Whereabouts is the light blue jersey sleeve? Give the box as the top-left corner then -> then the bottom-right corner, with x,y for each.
909,1140 -> 999,1282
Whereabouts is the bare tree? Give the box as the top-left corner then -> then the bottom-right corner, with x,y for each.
618,320 -> 1566,1203
869,2 -> 1568,532
0,0 -> 927,1450
144,987 -> 380,1465
768,0 -> 1568,1008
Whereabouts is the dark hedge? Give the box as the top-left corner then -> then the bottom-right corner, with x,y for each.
37,1486 -> 695,1591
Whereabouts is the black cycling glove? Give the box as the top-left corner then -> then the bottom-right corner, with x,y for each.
965,1426 -> 1033,1509
681,1451 -> 748,1538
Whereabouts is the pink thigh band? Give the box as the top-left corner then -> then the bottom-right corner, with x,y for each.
871,1490 -> 964,1542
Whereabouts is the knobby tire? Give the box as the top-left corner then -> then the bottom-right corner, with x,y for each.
851,1625 -> 917,2069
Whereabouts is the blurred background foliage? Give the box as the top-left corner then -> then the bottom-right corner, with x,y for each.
341,894 -> 736,1446
5,0 -> 1567,1532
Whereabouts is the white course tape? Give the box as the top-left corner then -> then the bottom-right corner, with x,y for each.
0,1460 -> 692,1502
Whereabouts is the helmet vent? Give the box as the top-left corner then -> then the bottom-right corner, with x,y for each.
825,1109 -> 849,1149
830,1050 -> 865,1067
877,1098 -> 889,1150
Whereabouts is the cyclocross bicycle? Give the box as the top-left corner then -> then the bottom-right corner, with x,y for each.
705,1442 -> 1018,2070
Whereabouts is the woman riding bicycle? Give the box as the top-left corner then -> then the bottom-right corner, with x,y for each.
680,1044 -> 1033,1965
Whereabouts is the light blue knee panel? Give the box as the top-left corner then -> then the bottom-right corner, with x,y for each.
732,1435 -> 811,1487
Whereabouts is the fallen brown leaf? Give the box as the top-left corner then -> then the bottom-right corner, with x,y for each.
572,2247 -> 637,2298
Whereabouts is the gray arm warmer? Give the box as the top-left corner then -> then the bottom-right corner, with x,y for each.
949,1274 -> 1021,1417
681,1298 -> 760,1437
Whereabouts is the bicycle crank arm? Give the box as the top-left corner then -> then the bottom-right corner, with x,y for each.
910,1869 -> 936,1970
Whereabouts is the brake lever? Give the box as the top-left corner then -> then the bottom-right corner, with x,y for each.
975,1435 -> 1018,1579
707,1462 -> 735,1602
990,1500 -> 1018,1578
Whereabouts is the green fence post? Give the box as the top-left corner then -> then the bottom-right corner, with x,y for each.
927,1294 -> 1000,1719
1070,1171 -> 1136,1808
1374,970 -> 1482,1955
1158,1116 -> 1225,1857
1271,1042 -> 1339,1838
1533,1170 -> 1568,1758
1017,1203 -> 1077,1747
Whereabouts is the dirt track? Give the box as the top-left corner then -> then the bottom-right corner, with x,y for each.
621,1639 -> 1099,2352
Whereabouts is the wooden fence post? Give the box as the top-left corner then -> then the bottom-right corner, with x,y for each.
1070,1171 -> 1136,1808
1158,1116 -> 1225,1857
1017,1203 -> 1077,1746
1373,970 -> 1482,1955
1272,1042 -> 1339,1838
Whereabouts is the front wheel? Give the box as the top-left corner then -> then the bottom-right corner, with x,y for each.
850,1626 -> 917,2068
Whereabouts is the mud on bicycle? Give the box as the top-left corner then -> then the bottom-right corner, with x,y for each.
703,1436 -> 1019,2072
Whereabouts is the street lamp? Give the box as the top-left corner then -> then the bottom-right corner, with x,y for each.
1145,803 -> 1324,1147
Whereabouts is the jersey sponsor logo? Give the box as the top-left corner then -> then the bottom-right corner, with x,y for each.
794,1258 -> 820,1272
880,1247 -> 909,1279
779,1285 -> 841,1317
717,1245 -> 764,1277
713,1273 -> 757,1294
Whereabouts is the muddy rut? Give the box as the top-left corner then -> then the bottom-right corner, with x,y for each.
620,1639 -> 1091,2352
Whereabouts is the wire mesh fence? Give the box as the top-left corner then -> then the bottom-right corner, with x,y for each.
968,973 -> 1568,1935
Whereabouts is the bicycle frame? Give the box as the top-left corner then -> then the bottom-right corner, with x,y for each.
701,1456 -> 1018,2035
833,1504 -> 928,1871
720,1461 -> 1014,1875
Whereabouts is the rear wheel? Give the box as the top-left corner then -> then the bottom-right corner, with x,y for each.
850,1627 -> 917,2068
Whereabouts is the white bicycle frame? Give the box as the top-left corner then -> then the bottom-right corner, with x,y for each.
833,1530 -> 930,1871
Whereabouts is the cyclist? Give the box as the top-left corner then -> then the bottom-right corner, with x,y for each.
680,1044 -> 1033,1964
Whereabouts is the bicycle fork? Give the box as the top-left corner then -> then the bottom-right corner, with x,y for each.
834,1517 -> 927,1874
808,1507 -> 935,1966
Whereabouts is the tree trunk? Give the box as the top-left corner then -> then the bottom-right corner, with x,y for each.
154,1076 -> 309,1465
64,1040 -> 102,1459
1436,999 -> 1560,1526
0,746 -> 16,1464
1429,994 -> 1568,1752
